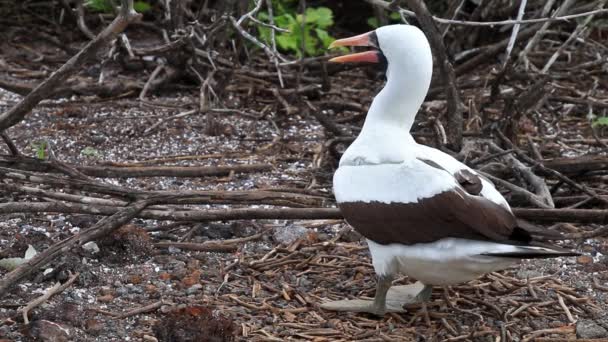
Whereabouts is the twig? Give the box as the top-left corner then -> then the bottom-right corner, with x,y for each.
502,0 -> 527,68
486,141 -> 554,208
265,0 -> 285,88
541,1 -> 605,74
76,0 -> 96,39
1,132 -> 19,156
404,0 -> 463,150
139,63 -> 165,100
20,272 -> 79,324
154,242 -> 238,253
0,200 -> 151,296
114,300 -> 163,319
366,0 -> 608,26
495,129 -> 608,206
556,294 -> 576,323
518,0 -> 575,68
0,156 -> 272,178
0,0 -> 141,132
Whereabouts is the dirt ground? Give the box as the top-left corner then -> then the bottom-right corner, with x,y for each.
1,10 -> 608,341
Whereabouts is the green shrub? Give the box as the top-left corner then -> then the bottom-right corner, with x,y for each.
257,2 -> 337,57
85,0 -> 151,13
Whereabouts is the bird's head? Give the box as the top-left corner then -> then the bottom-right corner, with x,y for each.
329,24 -> 432,81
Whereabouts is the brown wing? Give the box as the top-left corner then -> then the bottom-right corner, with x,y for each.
417,158 -> 483,196
454,169 -> 483,195
338,187 -> 528,245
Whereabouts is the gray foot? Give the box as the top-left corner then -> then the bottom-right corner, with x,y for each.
321,282 -> 426,315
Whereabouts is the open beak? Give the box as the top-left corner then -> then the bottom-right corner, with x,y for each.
328,31 -> 380,64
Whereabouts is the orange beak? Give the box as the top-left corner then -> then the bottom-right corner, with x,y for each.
328,31 -> 380,64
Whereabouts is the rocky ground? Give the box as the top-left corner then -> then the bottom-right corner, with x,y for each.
1,7 -> 608,340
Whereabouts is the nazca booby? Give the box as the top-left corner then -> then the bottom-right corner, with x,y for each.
322,24 -> 578,316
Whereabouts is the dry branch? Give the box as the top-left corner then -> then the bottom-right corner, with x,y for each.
20,272 -> 79,324
0,200 -> 151,296
0,0 -> 141,132
366,0 -> 608,26
2,200 -> 608,225
403,0 -> 463,150
0,155 -> 272,178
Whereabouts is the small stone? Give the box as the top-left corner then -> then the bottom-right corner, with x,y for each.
145,284 -> 158,294
116,287 -> 129,296
273,224 -> 307,245
577,255 -> 594,264
85,319 -> 104,335
577,319 -> 608,338
82,241 -> 100,254
187,284 -> 203,294
99,286 -> 114,296
25,320 -> 70,342
129,274 -> 143,284
97,294 -> 114,302
168,246 -> 181,254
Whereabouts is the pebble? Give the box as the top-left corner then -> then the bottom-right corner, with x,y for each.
115,287 -> 129,296
187,284 -> 203,294
273,224 -> 307,245
82,241 -> 100,254
577,319 -> 608,338
26,320 -> 70,342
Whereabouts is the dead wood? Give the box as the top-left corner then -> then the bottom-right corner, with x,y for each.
485,141 -> 554,209
19,272 -> 79,324
404,0 -> 463,151
0,174 -> 327,207
542,156 -> 608,176
0,0 -> 142,132
154,242 -> 238,253
0,155 -> 272,178
0,200 -> 151,296
495,130 -> 608,207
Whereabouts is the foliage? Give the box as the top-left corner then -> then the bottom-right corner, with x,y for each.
81,146 -> 100,157
257,2 -> 337,57
31,141 -> 47,159
367,12 -> 401,29
85,0 -> 151,13
592,116 -> 608,128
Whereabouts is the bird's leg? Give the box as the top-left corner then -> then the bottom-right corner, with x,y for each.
415,284 -> 433,327
369,275 -> 394,316
415,284 -> 433,302
320,274 -> 396,314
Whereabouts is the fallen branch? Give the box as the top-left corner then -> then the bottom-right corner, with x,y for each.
366,0 -> 608,26
154,242 -> 238,253
404,0 -> 463,150
0,177 -> 327,207
0,155 -> 272,178
0,200 -> 151,297
0,0 -> 141,131
1,200 -> 608,225
20,272 -> 79,324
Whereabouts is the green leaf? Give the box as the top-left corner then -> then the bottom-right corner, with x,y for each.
592,117 -> 608,128
390,12 -> 402,21
31,141 -> 47,160
315,28 -> 334,48
133,1 -> 151,13
305,7 -> 333,28
367,17 -> 379,28
85,0 -> 114,13
276,35 -> 299,52
81,146 -> 100,157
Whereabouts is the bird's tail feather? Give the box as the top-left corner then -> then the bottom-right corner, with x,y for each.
483,245 -> 580,259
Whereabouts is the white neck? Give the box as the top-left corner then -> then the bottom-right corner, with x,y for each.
361,62 -> 431,134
